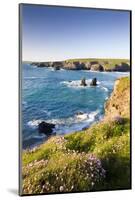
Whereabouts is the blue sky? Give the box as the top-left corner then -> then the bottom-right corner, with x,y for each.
21,4 -> 130,61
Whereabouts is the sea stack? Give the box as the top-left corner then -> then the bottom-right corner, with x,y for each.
80,77 -> 87,86
90,78 -> 97,86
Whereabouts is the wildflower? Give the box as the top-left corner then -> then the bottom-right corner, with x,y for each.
91,182 -> 95,187
91,173 -> 94,178
59,186 -> 64,192
71,185 -> 74,190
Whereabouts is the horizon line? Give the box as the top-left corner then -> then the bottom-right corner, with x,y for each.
22,57 -> 130,63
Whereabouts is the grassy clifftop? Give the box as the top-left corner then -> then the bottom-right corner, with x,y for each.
105,77 -> 130,119
22,77 -> 130,195
65,58 -> 130,70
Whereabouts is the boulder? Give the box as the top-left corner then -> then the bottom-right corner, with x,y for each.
80,78 -> 87,86
90,78 -> 97,86
38,121 -> 55,135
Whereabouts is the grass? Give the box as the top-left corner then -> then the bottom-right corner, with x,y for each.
22,118 -> 130,194
66,58 -> 129,63
117,77 -> 130,93
22,77 -> 130,194
65,58 -> 130,70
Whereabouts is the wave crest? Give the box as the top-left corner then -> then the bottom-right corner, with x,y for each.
61,79 -> 100,88
27,110 -> 100,134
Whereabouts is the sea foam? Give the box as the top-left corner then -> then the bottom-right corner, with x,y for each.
61,79 -> 100,88
27,110 -> 100,135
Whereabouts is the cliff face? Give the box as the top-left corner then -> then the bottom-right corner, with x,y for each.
30,59 -> 130,72
105,77 -> 130,119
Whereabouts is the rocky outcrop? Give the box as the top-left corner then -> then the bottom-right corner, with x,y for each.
80,78 -> 87,86
90,64 -> 104,72
113,63 -> 130,72
112,116 -> 125,124
90,78 -> 97,86
31,61 -> 63,68
63,61 -> 86,70
38,121 -> 55,135
85,62 -> 91,70
52,62 -> 64,69
104,77 -> 130,120
54,66 -> 60,70
63,62 -> 77,70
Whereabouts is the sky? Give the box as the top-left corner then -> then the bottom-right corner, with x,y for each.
21,4 -> 130,62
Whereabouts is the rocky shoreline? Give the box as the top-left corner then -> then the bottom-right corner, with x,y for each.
30,59 -> 130,72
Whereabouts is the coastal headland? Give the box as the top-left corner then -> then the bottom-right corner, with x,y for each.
27,58 -> 130,72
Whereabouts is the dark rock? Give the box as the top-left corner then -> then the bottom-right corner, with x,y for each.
82,126 -> 89,130
76,111 -> 84,115
90,78 -> 97,86
54,66 -> 60,70
52,62 -> 63,69
31,62 -> 52,67
37,62 -> 47,67
80,78 -> 87,86
105,68 -> 113,72
113,62 -> 130,72
38,121 -> 55,135
113,116 -> 125,124
79,62 -> 86,70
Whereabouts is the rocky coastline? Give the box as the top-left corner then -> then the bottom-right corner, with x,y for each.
30,59 -> 130,72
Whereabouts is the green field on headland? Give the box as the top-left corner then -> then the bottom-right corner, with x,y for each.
22,77 -> 130,194
66,58 -> 129,64
27,57 -> 130,72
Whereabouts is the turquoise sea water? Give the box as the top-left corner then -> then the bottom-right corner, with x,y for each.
22,63 -> 129,149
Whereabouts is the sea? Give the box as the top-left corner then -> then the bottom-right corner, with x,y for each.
22,63 -> 129,149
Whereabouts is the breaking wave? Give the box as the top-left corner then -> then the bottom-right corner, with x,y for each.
27,110 -> 100,135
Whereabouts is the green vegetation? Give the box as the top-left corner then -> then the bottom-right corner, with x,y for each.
66,58 -> 129,63
65,58 -> 130,70
116,77 -> 130,93
22,77 -> 130,194
65,119 -> 130,189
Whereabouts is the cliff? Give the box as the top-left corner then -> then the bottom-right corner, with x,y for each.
105,77 -> 130,119
22,77 -> 130,195
30,58 -> 130,72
